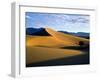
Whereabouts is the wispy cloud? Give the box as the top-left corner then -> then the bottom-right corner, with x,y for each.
50,14 -> 89,23
26,15 -> 32,19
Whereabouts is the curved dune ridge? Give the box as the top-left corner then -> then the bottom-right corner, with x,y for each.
45,28 -> 89,45
26,27 -> 89,65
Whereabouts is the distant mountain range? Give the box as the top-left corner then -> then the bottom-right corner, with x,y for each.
59,31 -> 89,39
26,27 -> 89,39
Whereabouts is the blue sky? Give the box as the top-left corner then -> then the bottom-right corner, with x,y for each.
25,12 -> 90,33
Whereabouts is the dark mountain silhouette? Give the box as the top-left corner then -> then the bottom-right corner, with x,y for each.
59,31 -> 89,39
72,32 -> 89,39
73,32 -> 89,36
26,28 -> 51,36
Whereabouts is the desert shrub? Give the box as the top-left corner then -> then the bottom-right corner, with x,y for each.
79,41 -> 84,46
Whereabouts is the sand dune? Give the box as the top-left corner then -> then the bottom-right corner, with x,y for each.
26,27 -> 89,65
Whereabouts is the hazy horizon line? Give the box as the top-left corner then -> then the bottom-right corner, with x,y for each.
26,27 -> 90,33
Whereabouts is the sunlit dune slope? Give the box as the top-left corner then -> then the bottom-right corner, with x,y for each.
45,28 -> 89,45
26,46 -> 81,64
26,35 -> 74,47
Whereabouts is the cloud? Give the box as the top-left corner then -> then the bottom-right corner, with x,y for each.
49,14 -> 89,23
25,15 -> 32,19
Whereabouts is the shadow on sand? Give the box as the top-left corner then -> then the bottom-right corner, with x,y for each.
26,45 -> 89,67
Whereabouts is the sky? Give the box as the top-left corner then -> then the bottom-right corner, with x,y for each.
25,12 -> 90,33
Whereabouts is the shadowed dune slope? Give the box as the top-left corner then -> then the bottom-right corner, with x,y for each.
26,46 -> 81,64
